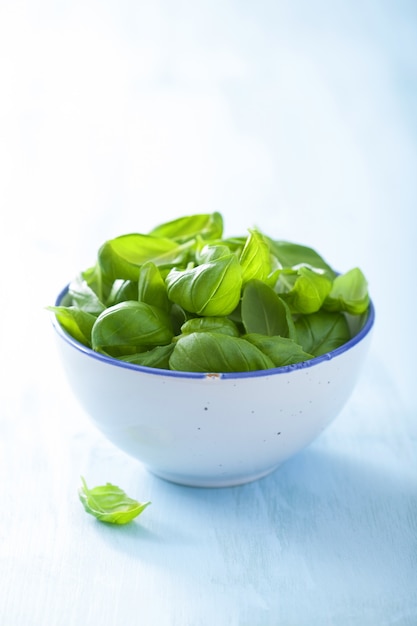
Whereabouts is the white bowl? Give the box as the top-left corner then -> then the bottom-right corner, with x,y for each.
52,286 -> 374,487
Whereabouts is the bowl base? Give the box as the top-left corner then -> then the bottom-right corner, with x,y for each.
147,464 -> 282,488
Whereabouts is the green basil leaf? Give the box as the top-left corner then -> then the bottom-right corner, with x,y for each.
138,261 -> 170,311
239,229 -> 271,284
169,332 -> 275,372
48,306 -> 96,347
281,267 -> 333,314
68,273 -> 106,315
241,279 -> 296,339
324,267 -> 370,315
98,234 -> 189,282
272,268 -> 298,292
166,255 -> 242,316
50,212 -> 370,373
180,316 -> 240,337
81,263 -> 108,302
120,344 -> 175,369
266,239 -> 336,278
106,279 -> 138,306
196,243 -> 231,263
91,301 -> 173,352
78,477 -> 151,525
220,236 -> 247,255
169,303 -> 189,335
295,311 -> 350,356
149,212 -> 223,242
227,300 -> 243,326
243,333 -> 314,366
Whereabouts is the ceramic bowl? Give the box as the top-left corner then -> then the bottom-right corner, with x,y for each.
51,286 -> 375,487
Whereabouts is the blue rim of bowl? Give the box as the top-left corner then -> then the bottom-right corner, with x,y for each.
52,285 -> 375,380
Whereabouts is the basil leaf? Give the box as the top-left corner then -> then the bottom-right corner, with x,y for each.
166,254 -> 242,316
68,273 -> 106,315
241,279 -> 296,339
180,316 -> 240,337
50,212 -> 370,372
196,243 -> 231,263
91,301 -> 174,353
267,239 -> 336,277
239,229 -> 271,284
120,344 -> 175,369
106,279 -> 138,306
271,267 -> 298,292
48,306 -> 96,347
295,311 -> 351,356
244,333 -> 314,366
138,261 -> 170,311
149,212 -> 223,242
170,303 -> 189,335
98,234 -> 189,282
81,263 -> 108,302
281,267 -> 333,314
324,267 -> 370,315
221,236 -> 247,254
169,332 -> 275,372
78,477 -> 151,525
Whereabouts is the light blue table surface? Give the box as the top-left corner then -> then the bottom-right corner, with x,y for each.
1,2 -> 416,625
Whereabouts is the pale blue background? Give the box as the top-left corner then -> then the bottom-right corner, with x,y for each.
0,2 -> 416,625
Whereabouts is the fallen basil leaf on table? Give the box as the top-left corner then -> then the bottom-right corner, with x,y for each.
78,477 -> 151,524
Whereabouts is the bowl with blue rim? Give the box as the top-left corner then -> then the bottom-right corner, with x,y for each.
49,212 -> 374,487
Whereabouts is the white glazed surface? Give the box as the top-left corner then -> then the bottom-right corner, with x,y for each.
52,301 -> 374,487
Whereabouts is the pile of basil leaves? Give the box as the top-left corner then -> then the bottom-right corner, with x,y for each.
50,212 -> 370,373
